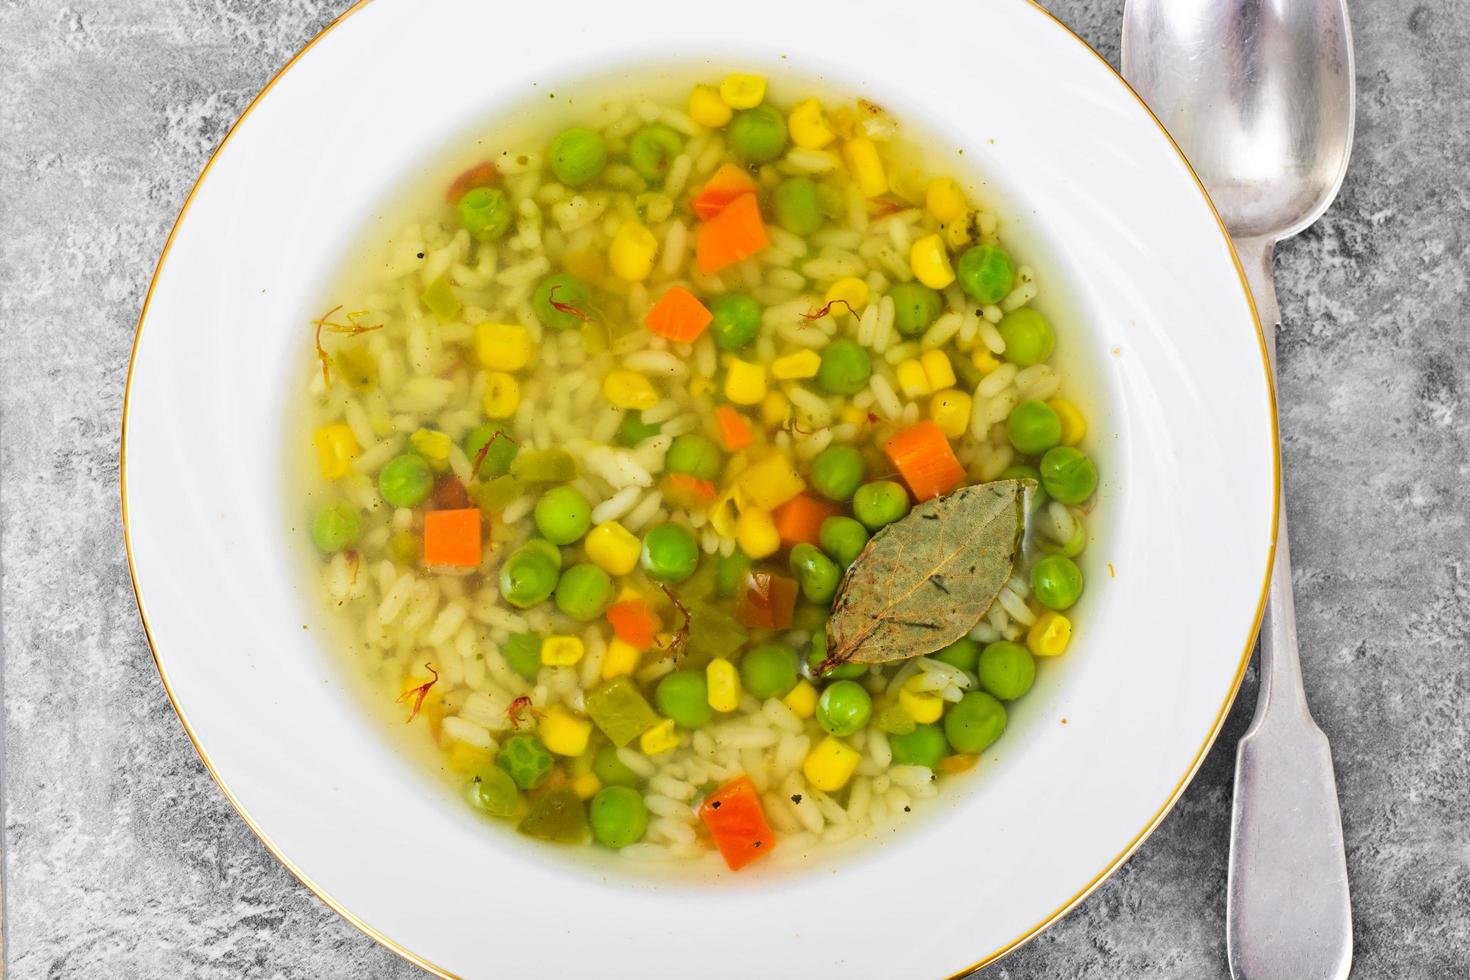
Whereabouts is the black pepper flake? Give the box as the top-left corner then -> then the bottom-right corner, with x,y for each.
753,840 -> 762,847
416,252 -> 425,259
903,806 -> 911,812
790,794 -> 803,805
710,800 -> 721,809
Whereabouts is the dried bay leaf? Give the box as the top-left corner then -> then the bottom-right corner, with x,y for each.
824,480 -> 1030,667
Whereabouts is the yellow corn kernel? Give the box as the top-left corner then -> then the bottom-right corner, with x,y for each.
761,390 -> 791,428
899,676 -> 944,724
314,423 -> 359,480
723,358 -> 767,406
475,322 -> 533,371
825,276 -> 870,315
409,428 -> 453,472
601,638 -> 642,681
689,375 -> 715,399
640,718 -> 680,756
570,771 -> 602,800
972,347 -> 1001,375
771,349 -> 822,380
603,370 -> 659,411
1028,612 -> 1073,658
719,73 -> 766,109
709,485 -> 745,538
843,137 -> 888,198
585,521 -> 641,577
446,742 -> 494,774
541,634 -> 585,667
910,233 -> 956,289
738,453 -> 805,509
803,735 -> 861,793
1048,398 -> 1087,446
689,84 -> 733,128
788,98 -> 836,150
895,359 -> 932,399
483,371 -> 521,419
609,221 -> 658,282
926,176 -> 969,224
735,508 -> 781,559
782,680 -> 818,720
943,217 -> 973,251
539,705 -> 592,757
840,404 -> 869,428
929,389 -> 973,439
920,349 -> 956,390
707,658 -> 742,713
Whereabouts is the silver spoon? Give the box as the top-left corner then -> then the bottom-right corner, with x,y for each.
1120,2 -> 1355,978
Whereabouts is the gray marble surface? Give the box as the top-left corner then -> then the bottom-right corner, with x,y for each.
2,0 -> 1466,976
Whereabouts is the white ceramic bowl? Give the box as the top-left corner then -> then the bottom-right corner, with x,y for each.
123,0 -> 1276,975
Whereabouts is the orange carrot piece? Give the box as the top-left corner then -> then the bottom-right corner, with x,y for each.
663,473 -> 719,509
690,163 -> 759,220
884,420 -> 966,501
696,193 -> 770,275
646,285 -> 713,342
446,161 -> 500,204
699,776 -> 776,871
422,508 -> 482,567
715,406 -> 755,451
606,600 -> 660,650
772,494 -> 842,548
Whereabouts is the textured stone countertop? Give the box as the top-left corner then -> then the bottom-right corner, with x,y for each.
2,1 -> 1466,976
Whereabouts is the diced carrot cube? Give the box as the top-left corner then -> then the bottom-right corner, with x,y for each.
699,776 -> 776,871
691,163 -> 760,220
771,494 -> 842,548
884,420 -> 966,501
646,286 -> 713,342
715,406 -> 755,451
696,193 -> 769,275
422,508 -> 482,567
606,600 -> 660,651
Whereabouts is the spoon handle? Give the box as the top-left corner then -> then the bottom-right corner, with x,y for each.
1226,239 -> 1353,980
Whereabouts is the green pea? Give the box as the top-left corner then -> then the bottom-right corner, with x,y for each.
998,464 -> 1048,510
616,410 -> 662,447
943,691 -> 1007,754
997,307 -> 1055,366
654,670 -> 713,730
497,734 -> 554,790
593,743 -> 643,788
589,785 -> 649,849
1006,400 -> 1062,456
788,544 -> 840,605
932,637 -> 981,674
464,423 -> 518,478
808,444 -> 866,502
977,641 -> 1036,701
548,127 -> 607,187
533,273 -> 593,332
889,281 -> 943,338
1039,446 -> 1098,504
640,523 -> 699,583
817,339 -> 872,396
627,123 -> 684,181
1031,554 -> 1084,610
818,516 -> 869,568
534,486 -> 592,545
708,293 -> 762,351
715,550 -> 754,599
469,766 -> 521,820
520,537 -> 564,570
311,501 -> 362,553
519,786 -> 589,843
956,244 -> 1015,305
875,703 -> 917,735
666,434 -> 721,480
740,643 -> 799,700
772,177 -> 825,235
501,633 -> 543,682
816,680 -> 872,737
457,186 -> 512,243
890,723 -> 947,769
806,633 -> 866,682
378,453 -> 434,508
555,562 -> 614,621
498,547 -> 559,608
852,480 -> 911,530
726,105 -> 787,164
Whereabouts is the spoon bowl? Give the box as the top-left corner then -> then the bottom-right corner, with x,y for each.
1122,0 -> 1355,240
